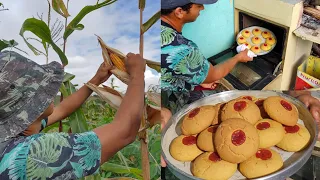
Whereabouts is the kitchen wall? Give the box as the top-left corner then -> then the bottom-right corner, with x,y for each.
182,0 -> 235,58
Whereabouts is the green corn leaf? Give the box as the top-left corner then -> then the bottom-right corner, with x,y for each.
72,24 -> 84,30
0,40 -> 9,51
142,10 -> 160,33
100,163 -> 143,179
64,81 -> 89,133
52,0 -> 70,18
63,72 -> 75,82
139,0 -> 145,9
63,0 -> 117,40
19,18 -> 68,65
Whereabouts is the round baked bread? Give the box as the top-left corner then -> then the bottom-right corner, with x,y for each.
276,124 -> 311,152
238,36 -> 246,44
242,30 -> 251,37
239,148 -> 283,178
214,118 -> 259,163
263,96 -> 298,126
261,43 -> 271,51
181,105 -> 216,135
212,103 -> 223,125
252,36 -> 261,44
221,99 -> 262,124
262,31 -> 272,38
237,95 -> 257,101
266,37 -> 276,45
255,98 -> 270,119
169,135 -> 203,161
251,46 -> 261,54
191,152 -> 237,180
244,43 -> 252,49
255,119 -> 285,148
197,125 -> 218,152
252,28 -> 262,36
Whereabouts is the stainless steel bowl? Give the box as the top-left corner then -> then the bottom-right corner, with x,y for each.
161,91 -> 318,180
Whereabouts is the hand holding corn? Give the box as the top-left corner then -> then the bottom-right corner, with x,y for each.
125,53 -> 146,80
90,63 -> 113,85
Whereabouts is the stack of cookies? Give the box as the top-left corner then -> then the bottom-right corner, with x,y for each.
169,95 -> 311,180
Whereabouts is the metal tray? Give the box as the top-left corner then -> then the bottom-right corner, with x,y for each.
237,26 -> 277,56
161,91 -> 318,180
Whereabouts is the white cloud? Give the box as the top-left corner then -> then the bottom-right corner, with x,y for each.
1,0 -> 160,93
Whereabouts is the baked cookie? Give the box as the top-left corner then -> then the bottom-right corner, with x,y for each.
192,152 -> 237,180
181,105 -> 217,135
252,36 -> 261,44
221,99 -> 262,124
244,43 -> 252,49
170,135 -> 203,161
262,31 -> 272,38
237,95 -> 257,101
242,30 -> 251,37
197,125 -> 218,152
263,96 -> 298,126
212,103 -> 223,125
251,46 -> 261,54
252,28 -> 262,36
214,118 -> 259,163
266,37 -> 276,45
255,98 -> 270,119
276,124 -> 311,152
238,36 -> 246,44
261,43 -> 271,51
255,119 -> 285,148
239,148 -> 283,178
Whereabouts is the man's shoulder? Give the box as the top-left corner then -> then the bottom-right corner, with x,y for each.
161,27 -> 198,50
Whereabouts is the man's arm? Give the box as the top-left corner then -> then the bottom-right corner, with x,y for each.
47,63 -> 112,126
202,49 -> 253,84
92,53 -> 146,164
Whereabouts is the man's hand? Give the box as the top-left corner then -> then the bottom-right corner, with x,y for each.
90,63 -> 113,86
235,49 -> 253,63
296,94 -> 320,123
125,53 -> 146,79
200,81 -> 218,89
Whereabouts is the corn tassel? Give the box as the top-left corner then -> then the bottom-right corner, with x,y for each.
109,53 -> 127,72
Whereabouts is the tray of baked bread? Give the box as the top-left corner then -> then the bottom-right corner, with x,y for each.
236,26 -> 277,56
161,91 -> 318,180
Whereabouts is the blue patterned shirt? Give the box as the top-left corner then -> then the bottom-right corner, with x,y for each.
161,21 -> 210,113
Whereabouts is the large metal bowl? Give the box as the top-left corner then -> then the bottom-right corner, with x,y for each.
161,91 -> 318,180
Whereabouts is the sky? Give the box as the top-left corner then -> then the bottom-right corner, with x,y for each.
0,0 -> 160,92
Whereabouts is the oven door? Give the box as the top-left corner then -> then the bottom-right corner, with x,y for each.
209,48 -> 276,90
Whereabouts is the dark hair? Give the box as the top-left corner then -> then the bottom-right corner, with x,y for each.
161,3 -> 194,15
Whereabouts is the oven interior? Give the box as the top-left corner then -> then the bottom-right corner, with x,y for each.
208,12 -> 288,90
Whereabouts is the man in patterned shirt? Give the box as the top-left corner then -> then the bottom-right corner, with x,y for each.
161,0 -> 253,114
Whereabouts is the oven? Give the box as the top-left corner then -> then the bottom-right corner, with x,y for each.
208,0 -> 314,90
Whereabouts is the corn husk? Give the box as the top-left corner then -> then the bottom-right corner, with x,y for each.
85,82 -> 123,109
146,92 -> 160,111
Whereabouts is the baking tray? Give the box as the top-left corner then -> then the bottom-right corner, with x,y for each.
161,91 -> 318,180
237,26 -> 277,56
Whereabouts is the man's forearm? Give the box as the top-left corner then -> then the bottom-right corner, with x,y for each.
113,76 -> 145,137
205,56 -> 238,83
47,78 -> 98,125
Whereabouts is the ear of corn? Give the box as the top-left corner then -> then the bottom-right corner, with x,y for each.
85,83 -> 123,109
109,53 -> 127,72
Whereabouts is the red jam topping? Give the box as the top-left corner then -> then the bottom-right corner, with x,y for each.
255,100 -> 264,106
269,38 -> 272,40
240,37 -> 244,40
189,108 -> 200,118
284,125 -> 300,133
243,96 -> 253,100
257,122 -> 271,130
264,32 -> 268,34
234,101 -> 247,111
255,47 -> 259,49
264,44 -> 267,46
280,100 -> 292,111
245,31 -> 249,33
182,136 -> 197,145
209,152 -> 222,162
232,130 -> 246,146
255,29 -> 259,32
256,149 -> 272,160
208,126 -> 218,133
255,37 -> 258,40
